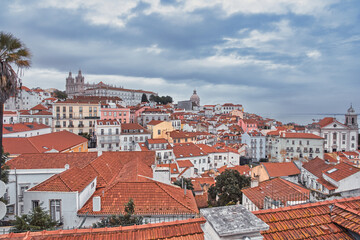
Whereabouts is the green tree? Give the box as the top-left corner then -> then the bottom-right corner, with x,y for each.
173,178 -> 194,191
93,198 -> 143,228
149,95 -> 173,104
53,89 -> 67,101
78,132 -> 91,141
0,32 -> 31,176
209,169 -> 251,206
11,204 -> 58,232
141,93 -> 149,103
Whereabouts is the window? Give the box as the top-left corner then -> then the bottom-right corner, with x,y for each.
32,200 -> 39,210
104,112 -> 107,116
50,200 -> 61,222
116,129 -> 119,134
343,134 -> 346,141
79,107 -> 83,113
63,106 -> 66,112
101,129 -> 104,135
63,121 -> 66,127
158,130 -> 161,135
69,106 -> 73,112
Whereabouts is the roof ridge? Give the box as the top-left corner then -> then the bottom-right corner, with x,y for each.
333,203 -> 360,216
26,138 -> 42,153
155,181 -> 198,213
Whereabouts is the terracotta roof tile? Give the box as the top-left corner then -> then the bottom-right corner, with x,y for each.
0,217 -> 206,240
322,162 -> 360,182
218,165 -> 251,176
254,196 -> 360,240
177,160 -> 194,168
261,162 -> 300,178
242,178 -> 310,209
302,157 -> 334,178
30,104 -> 48,111
3,122 -> 50,134
6,152 -> 98,169
282,132 -> 324,139
173,143 -> 207,158
147,120 -> 164,125
331,203 -> 360,235
78,179 -> 199,215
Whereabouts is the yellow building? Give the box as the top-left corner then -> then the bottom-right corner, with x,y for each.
52,99 -> 100,135
147,120 -> 174,139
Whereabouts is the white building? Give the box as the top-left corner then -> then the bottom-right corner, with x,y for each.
4,152 -> 97,220
138,108 -> 170,127
301,157 -> 360,197
267,132 -> 324,162
306,106 -> 358,153
120,123 -> 151,151
4,86 -> 51,110
242,131 -> 266,161
3,123 -> 51,138
137,138 -> 175,164
95,119 -> 121,151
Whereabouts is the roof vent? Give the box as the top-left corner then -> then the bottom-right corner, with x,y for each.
327,168 -> 337,174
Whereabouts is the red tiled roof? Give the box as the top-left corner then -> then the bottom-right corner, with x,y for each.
316,177 -> 337,190
30,104 -> 48,111
318,117 -> 336,128
0,217 -> 206,240
29,151 -> 156,192
302,157 -> 333,178
78,179 -> 199,215
254,196 -> 360,240
6,152 -> 97,170
32,110 -> 52,116
3,131 -> 87,155
169,131 -> 197,139
96,119 -> 120,125
331,203 -> 360,235
262,162 -> 300,178
282,132 -> 323,139
173,143 -> 207,158
158,163 -> 179,174
147,120 -> 164,125
121,123 -> 148,131
218,165 -> 251,175
177,160 -> 194,168
195,192 -> 209,209
3,111 -> 17,115
147,138 -> 169,144
242,178 -> 310,209
323,162 -> 360,182
3,122 -> 50,134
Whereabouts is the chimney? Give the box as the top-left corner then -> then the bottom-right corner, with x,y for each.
93,196 -> 101,212
251,177 -> 259,188
336,156 -> 340,164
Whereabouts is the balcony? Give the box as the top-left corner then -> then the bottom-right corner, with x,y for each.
85,116 -> 100,119
78,124 -> 84,127
19,195 -> 24,202
68,124 -> 74,128
55,125 -> 61,128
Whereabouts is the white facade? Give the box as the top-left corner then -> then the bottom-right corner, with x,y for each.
242,132 -> 266,161
267,133 -> 324,162
24,177 -> 97,229
4,89 -> 51,110
5,168 -> 66,220
95,120 -> 121,151
120,133 -> 151,151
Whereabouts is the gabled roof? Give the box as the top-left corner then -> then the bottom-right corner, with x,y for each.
30,104 -> 48,111
331,203 -> 360,235
29,151 -> 156,192
254,196 -> 360,239
6,152 -> 98,170
323,162 -> 360,182
0,218 -> 206,240
146,138 -> 169,144
242,178 -> 310,209
261,162 -> 300,178
78,179 -> 199,215
302,157 -> 333,178
3,131 -> 87,155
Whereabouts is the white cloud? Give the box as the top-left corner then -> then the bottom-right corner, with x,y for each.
135,44 -> 163,55
12,0 -> 339,29
306,50 -> 322,59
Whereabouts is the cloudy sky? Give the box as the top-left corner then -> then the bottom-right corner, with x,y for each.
1,0 -> 360,124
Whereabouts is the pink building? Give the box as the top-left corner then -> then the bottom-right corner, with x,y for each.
238,119 -> 258,133
129,106 -> 150,123
100,103 -> 130,123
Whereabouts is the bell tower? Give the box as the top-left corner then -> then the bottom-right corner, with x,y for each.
345,104 -> 358,129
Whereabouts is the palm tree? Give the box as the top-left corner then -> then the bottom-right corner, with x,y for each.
0,32 -> 31,174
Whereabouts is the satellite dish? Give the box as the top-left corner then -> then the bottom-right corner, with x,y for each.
0,181 -> 5,198
0,202 -> 6,220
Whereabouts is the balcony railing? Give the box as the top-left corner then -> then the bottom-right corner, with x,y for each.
68,125 -> 74,128
78,124 -> 84,127
55,125 -> 61,128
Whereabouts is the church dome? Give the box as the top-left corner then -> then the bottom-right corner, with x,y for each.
190,90 -> 200,106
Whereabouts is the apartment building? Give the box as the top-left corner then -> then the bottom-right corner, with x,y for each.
95,119 -> 121,151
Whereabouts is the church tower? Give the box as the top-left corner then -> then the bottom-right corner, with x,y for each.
75,70 -> 85,95
66,71 -> 74,96
190,89 -> 200,107
345,104 -> 358,129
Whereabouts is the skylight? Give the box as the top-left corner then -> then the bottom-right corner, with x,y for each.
327,168 -> 337,174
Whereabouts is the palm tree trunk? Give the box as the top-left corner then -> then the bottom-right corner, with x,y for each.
0,102 -> 3,176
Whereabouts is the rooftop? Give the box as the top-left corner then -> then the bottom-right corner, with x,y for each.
201,205 -> 268,237
261,162 -> 301,178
